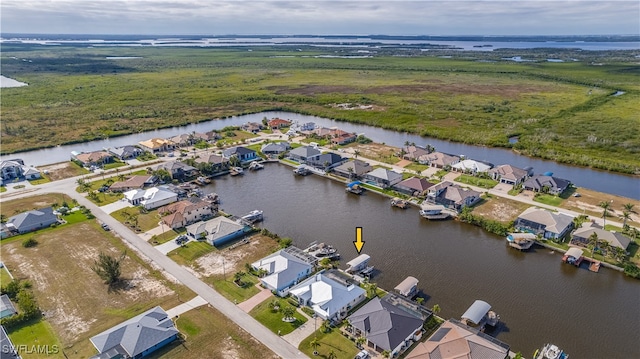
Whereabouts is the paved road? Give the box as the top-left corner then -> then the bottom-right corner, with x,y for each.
1,176 -> 308,359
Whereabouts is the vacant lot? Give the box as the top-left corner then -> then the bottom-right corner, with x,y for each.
347,143 -> 401,165
38,162 -> 89,181
561,187 -> 640,226
0,193 -> 73,217
1,221 -> 189,358
472,195 -> 531,225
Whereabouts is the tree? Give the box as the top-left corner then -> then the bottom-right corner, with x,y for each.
268,299 -> 281,312
347,167 -> 354,180
233,271 -> 245,286
599,201 -> 611,227
0,214 -> 6,224
356,336 -> 367,349
327,349 -> 337,359
321,319 -> 331,333
91,251 -> 126,286
282,306 -> 295,321
623,203 -> 635,213
514,352 -> 524,359
353,150 -> 360,159
229,155 -> 241,167
588,232 -> 599,256
310,337 -> 320,356
416,297 -> 425,305
381,350 -> 391,358
431,304 -> 441,315
366,282 -> 377,298
621,211 -> 631,228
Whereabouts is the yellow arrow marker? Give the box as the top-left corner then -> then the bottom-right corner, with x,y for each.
353,227 -> 365,254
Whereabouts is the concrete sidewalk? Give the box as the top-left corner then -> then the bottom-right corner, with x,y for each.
100,199 -> 133,214
166,296 -> 208,318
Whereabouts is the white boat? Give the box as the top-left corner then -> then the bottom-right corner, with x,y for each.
419,204 -> 450,220
248,161 -> 264,170
293,166 -> 311,176
230,167 -> 244,176
390,197 -> 409,208
534,344 -> 568,359
241,210 -> 263,223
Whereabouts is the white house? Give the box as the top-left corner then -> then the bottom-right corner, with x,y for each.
252,248 -> 314,296
289,271 -> 366,322
451,159 -> 492,174
123,187 -> 178,210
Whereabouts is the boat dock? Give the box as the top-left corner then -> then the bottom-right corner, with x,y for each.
562,247 -> 600,272
506,233 -> 536,250
461,299 -> 500,332
391,197 -> 409,209
394,276 -> 419,298
419,204 -> 451,220
345,181 -> 364,194
346,253 -> 371,274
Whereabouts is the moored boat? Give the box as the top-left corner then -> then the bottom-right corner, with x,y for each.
241,210 -> 263,223
230,167 -> 244,176
534,343 -> 568,359
293,165 -> 311,176
419,204 -> 450,220
346,181 -> 364,194
390,197 -> 409,209
248,161 -> 264,170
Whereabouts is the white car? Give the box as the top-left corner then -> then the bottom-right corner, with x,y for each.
354,350 -> 370,359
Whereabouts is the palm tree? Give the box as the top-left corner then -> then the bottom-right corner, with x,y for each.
382,350 -> 391,358
431,304 -> 441,315
599,201 -> 611,227
353,150 -> 360,159
0,214 -> 6,224
268,299 -> 281,312
588,232 -> 599,256
282,306 -> 295,321
356,336 -> 367,349
233,271 -> 245,285
621,211 -> 631,228
367,282 -> 377,298
327,349 -> 337,359
416,297 -> 425,305
623,203 -> 635,213
310,337 -> 320,356
321,320 -> 331,333
347,167 -> 354,180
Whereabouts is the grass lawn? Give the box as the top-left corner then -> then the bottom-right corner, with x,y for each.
1,221 -> 192,358
7,318 -> 64,359
360,183 -> 408,199
216,131 -> 258,146
1,266 -> 14,285
110,207 -> 160,232
533,193 -> 565,207
167,241 -> 216,265
0,186 -> 6,192
280,158 -> 299,166
249,299 -> 308,336
151,228 -> 185,245
1,193 -> 73,217
103,161 -> 127,170
28,175 -> 52,185
405,163 -> 429,174
454,174 -> 498,189
149,305 -> 277,359
60,211 -> 89,225
299,327 -> 360,359
87,191 -> 124,206
210,276 -> 260,303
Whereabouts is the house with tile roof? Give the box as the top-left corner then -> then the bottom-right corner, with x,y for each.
347,297 -> 425,357
260,142 -> 291,156
404,319 -> 510,359
107,146 -> 144,161
138,138 -> 176,153
417,152 -> 460,168
363,168 -> 403,189
90,306 -> 178,359
5,207 -> 58,234
394,177 -> 435,197
289,271 -> 366,322
222,146 -> 258,163
241,122 -> 265,133
523,175 -> 571,195
71,151 -> 114,167
329,129 -> 357,145
267,118 -> 292,129
186,216 -> 248,247
154,161 -> 199,180
252,248 -> 315,296
109,175 -> 157,192
402,145 -> 430,162
488,164 -> 532,186
515,207 -> 574,239
159,198 -> 216,229
194,152 -> 230,172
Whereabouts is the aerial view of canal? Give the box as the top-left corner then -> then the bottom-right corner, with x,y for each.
203,163 -> 640,358
3,111 -> 638,199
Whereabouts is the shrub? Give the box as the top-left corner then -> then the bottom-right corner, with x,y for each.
22,238 -> 38,248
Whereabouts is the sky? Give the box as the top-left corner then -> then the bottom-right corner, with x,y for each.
1,1 -> 639,36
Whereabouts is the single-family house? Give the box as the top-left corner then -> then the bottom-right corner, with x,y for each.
267,118 -> 291,130
523,175 -> 571,195
308,153 -> 346,171
107,146 -> 144,161
333,160 -> 373,179
313,127 -> 333,138
0,295 -> 17,319
394,177 -> 435,197
363,168 -> 403,189
90,306 -> 178,359
204,131 -> 222,142
451,159 -> 493,174
300,122 -> 316,131
488,164 -> 532,186
0,325 -> 19,359
404,319 -> 510,359
71,151 -> 113,168
123,187 -> 178,210
289,270 -> 366,322
155,161 -> 199,180
402,145 -> 430,162
347,297 -> 424,357
417,152 -> 460,168
191,132 -> 211,142
261,142 -> 291,157
241,122 -> 264,133
195,152 -> 230,172
330,129 -> 357,145
514,207 -> 574,239
288,146 -> 321,164
168,133 -> 193,147
159,198 -> 216,229
223,146 -> 258,164
109,175 -> 157,192
5,207 -> 58,234
426,181 -> 481,212
138,138 -> 176,153
186,216 -> 248,247
251,248 -> 315,296
0,159 -> 40,184
572,224 -> 631,250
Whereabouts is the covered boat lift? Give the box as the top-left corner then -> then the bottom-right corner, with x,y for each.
461,300 -> 499,330
394,276 -> 419,298
346,254 -> 370,274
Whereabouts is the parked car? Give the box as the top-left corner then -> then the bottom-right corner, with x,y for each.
354,350 -> 370,359
101,223 -> 110,231
175,235 -> 188,245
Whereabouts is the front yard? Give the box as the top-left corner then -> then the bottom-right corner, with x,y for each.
454,174 -> 498,189
299,325 -> 360,359
111,207 -> 161,232
7,318 -> 63,359
249,299 -> 308,336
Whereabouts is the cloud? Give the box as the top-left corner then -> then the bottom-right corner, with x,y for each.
1,0 -> 638,35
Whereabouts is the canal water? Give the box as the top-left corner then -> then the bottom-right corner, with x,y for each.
2,111 -> 638,199
205,163 -> 640,359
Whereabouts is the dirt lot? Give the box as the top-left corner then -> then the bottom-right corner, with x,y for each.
561,187 -> 640,226
1,222 -> 183,357
189,234 -> 279,279
472,195 -> 531,224
0,193 -> 73,217
38,162 -> 88,181
347,143 -> 402,165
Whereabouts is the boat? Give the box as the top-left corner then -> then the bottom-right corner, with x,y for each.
293,165 -> 311,176
346,181 -> 364,195
390,197 -> 409,209
195,176 -> 211,185
230,167 -> 244,176
506,233 -> 536,250
534,343 -> 569,359
419,204 -> 450,220
241,210 -> 263,223
306,242 -> 340,259
205,192 -> 220,204
248,161 -> 264,170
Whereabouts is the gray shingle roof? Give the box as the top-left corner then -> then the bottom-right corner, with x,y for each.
90,306 -> 178,358
289,146 -> 321,158
348,297 -> 423,352
7,207 -> 57,232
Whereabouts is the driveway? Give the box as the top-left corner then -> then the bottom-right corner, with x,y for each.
166,295 -> 208,318
282,309 -> 322,348
156,236 -> 193,255
238,284 -> 272,312
100,199 -> 133,214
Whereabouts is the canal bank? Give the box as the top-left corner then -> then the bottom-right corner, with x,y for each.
203,163 -> 640,359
